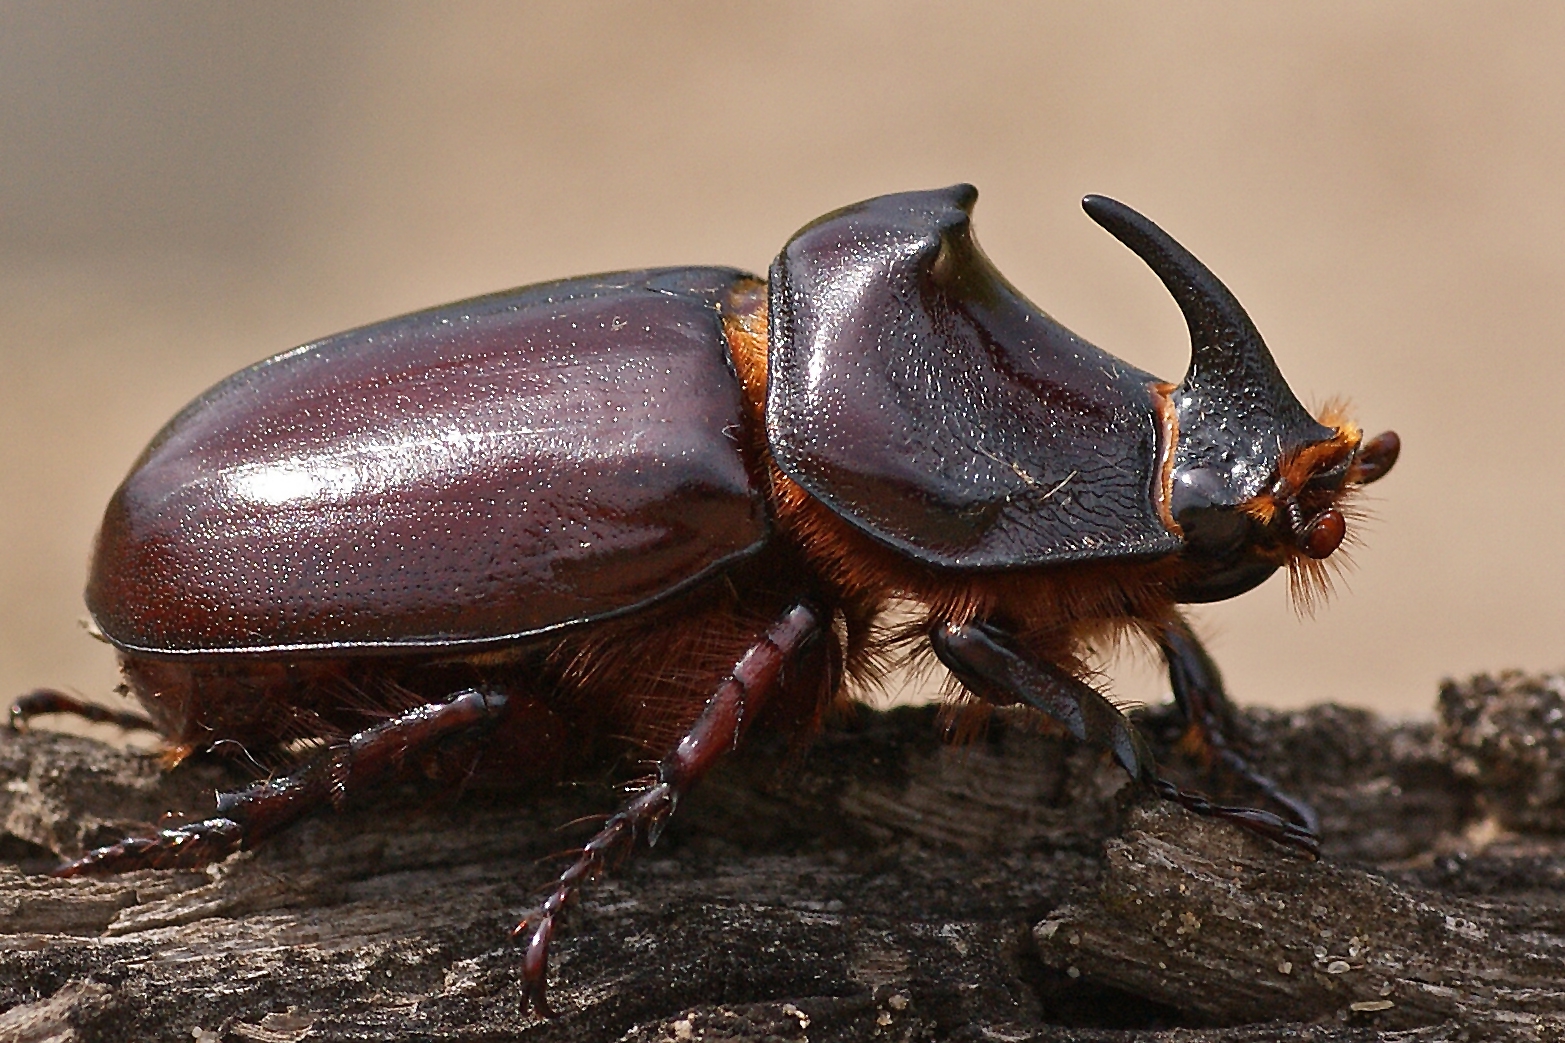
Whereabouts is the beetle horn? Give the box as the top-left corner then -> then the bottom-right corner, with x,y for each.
1082,195 -> 1334,508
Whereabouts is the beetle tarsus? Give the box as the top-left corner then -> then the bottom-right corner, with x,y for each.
930,617 -> 1322,856
514,804 -> 643,1018
1149,777 -> 1320,858
54,688 -> 510,875
8,689 -> 158,734
54,818 -> 245,876
514,601 -> 825,1018
1159,618 -> 1320,837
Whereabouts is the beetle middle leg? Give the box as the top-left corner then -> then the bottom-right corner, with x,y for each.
515,599 -> 829,1018
929,619 -> 1318,855
1158,616 -> 1319,836
54,687 -> 511,876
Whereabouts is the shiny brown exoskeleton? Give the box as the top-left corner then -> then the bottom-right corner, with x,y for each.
11,187 -> 1398,1016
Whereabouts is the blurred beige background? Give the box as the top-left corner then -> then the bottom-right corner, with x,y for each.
1,2 -> 1560,723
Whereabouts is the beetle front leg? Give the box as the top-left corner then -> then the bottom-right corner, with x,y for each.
1159,616 -> 1319,836
516,600 -> 826,1018
929,620 -> 1318,856
55,687 -> 510,876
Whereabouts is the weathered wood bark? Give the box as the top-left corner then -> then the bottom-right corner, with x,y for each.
2,673 -> 1564,1042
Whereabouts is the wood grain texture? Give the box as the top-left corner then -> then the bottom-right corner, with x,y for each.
2,676 -> 1563,1042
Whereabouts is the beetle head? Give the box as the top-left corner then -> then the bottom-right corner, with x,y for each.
1083,196 -> 1399,605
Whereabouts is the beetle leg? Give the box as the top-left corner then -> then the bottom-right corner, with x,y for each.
929,620 -> 1318,856
54,687 -> 509,876
515,600 -> 826,1018
1159,617 -> 1319,836
8,688 -> 158,734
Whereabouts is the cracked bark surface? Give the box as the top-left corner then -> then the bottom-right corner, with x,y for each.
2,673 -> 1564,1042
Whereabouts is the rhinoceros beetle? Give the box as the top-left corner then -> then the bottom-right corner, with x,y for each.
12,186 -> 1397,1015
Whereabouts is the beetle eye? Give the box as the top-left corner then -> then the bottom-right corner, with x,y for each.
1299,509 -> 1346,559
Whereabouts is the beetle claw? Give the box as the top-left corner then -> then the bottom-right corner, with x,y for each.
54,818 -> 245,877
521,914 -> 557,1018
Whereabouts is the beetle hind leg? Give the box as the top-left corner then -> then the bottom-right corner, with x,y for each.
929,620 -> 1319,857
54,687 -> 511,877
8,688 -> 158,734
515,600 -> 828,1018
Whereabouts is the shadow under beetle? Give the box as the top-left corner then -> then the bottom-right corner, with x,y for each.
12,186 -> 1399,1015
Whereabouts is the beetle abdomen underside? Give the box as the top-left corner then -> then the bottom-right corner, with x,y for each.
87,269 -> 769,654
766,186 -> 1182,569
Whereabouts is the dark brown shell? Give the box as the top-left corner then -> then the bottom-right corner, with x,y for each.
87,268 -> 768,655
765,185 -> 1180,569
